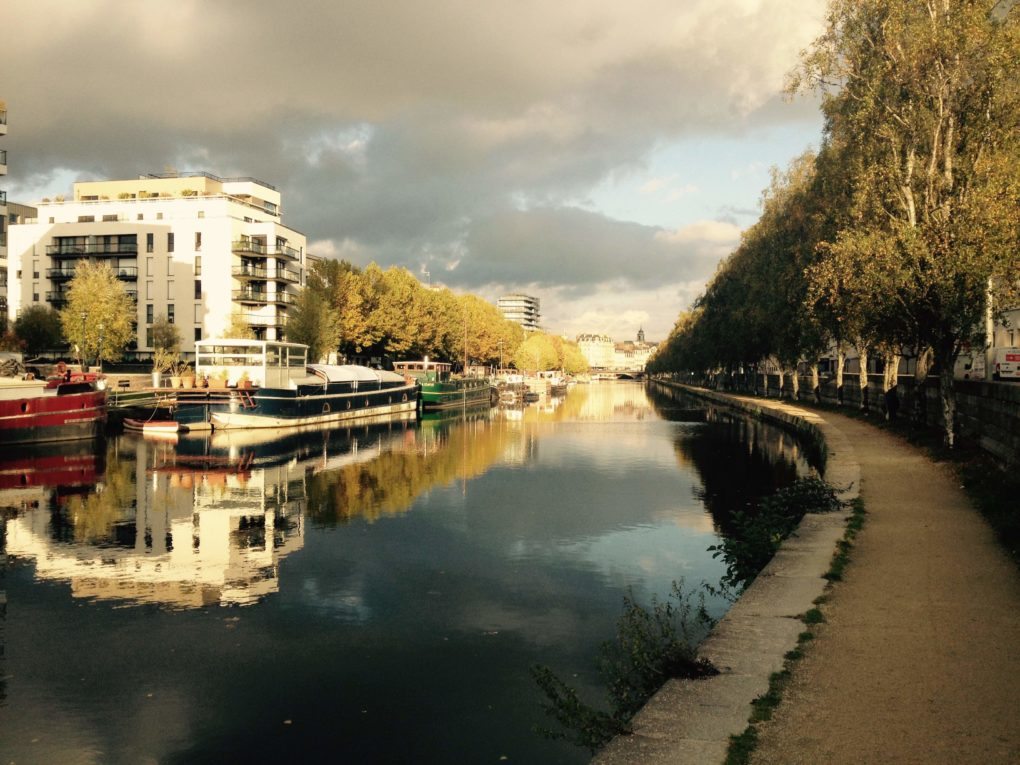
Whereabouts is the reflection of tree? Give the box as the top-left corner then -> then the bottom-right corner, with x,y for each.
60,444 -> 137,545
306,417 -> 513,524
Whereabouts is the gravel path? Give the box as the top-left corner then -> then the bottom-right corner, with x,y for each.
750,413 -> 1020,764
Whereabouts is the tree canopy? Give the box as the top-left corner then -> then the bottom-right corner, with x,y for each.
59,261 -> 136,367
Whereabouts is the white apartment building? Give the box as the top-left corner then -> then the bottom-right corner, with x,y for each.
577,333 -> 615,369
498,293 -> 541,331
8,172 -> 306,356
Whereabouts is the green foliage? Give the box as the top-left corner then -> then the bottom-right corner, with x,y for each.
13,305 -> 64,356
59,261 -> 136,366
288,288 -> 342,362
533,581 -> 716,753
708,477 -> 845,591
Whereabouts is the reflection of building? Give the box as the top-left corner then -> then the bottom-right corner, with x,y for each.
7,172 -> 305,350
497,293 -> 541,331
5,437 -> 305,608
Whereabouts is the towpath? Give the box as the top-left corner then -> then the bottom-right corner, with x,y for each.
751,411 -> 1020,764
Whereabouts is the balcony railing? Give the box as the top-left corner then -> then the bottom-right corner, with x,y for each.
233,290 -> 296,306
47,242 -> 139,257
115,266 -> 139,280
46,291 -> 69,305
0,150 -> 6,165
239,312 -> 288,327
275,267 -> 301,284
231,241 -> 300,260
232,265 -> 269,280
47,268 -> 77,280
0,190 -> 6,206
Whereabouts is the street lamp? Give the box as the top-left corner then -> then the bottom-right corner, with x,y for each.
98,323 -> 104,374
80,312 -> 87,371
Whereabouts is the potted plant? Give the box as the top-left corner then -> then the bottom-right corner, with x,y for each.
208,368 -> 229,389
169,359 -> 191,389
152,347 -> 179,388
236,371 -> 252,389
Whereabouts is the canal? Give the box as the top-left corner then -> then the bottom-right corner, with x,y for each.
0,382 -> 813,764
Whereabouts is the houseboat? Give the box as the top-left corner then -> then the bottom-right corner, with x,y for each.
392,359 -> 496,411
0,357 -> 107,445
194,339 -> 418,430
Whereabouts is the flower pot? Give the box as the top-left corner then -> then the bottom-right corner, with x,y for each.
170,376 -> 182,389
182,375 -> 195,389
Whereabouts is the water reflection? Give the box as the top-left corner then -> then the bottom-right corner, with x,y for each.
0,382 -> 820,764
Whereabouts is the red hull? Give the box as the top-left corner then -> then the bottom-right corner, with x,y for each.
0,387 -> 107,445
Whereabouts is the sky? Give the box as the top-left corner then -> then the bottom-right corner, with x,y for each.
1,0 -> 827,342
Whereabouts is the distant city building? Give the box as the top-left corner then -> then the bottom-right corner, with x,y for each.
577,329 -> 657,372
576,333 -> 614,369
8,171 -> 306,356
498,293 -> 540,331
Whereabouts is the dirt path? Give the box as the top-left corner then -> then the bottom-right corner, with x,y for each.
750,413 -> 1020,764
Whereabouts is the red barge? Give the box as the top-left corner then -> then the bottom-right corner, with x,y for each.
0,369 -> 107,445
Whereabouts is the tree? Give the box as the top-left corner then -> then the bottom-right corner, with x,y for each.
13,305 -> 64,357
792,0 -> 1020,445
288,288 -> 342,362
150,315 -> 181,375
226,312 -> 256,339
513,333 -> 560,372
59,261 -> 136,368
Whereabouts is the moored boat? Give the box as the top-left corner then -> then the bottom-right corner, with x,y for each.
195,339 -> 418,430
0,358 -> 107,445
393,359 -> 495,411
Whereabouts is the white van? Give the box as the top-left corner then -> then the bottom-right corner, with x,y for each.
954,351 -> 986,380
993,347 -> 1020,381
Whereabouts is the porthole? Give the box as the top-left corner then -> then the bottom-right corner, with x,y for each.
21,402 -> 29,413
346,401 -> 351,410
402,394 -> 408,402
365,399 -> 370,407
323,403 -> 331,414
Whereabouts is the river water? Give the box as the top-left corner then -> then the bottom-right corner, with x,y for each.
0,382 -> 812,764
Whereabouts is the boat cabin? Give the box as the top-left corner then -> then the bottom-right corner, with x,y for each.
195,339 -> 308,389
392,359 -> 451,384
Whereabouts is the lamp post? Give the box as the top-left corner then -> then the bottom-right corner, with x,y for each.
98,323 -> 104,374
80,312 -> 87,371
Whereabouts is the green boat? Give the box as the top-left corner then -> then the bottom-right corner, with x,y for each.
393,360 -> 495,411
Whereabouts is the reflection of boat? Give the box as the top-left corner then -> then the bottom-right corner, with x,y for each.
0,442 -> 101,490
0,357 -> 107,444
189,339 -> 419,429
124,417 -> 180,434
393,359 -> 495,411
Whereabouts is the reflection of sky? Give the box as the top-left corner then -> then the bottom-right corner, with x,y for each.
0,385 -> 805,764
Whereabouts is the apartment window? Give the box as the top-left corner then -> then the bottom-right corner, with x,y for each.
167,233 -> 174,252
146,233 -> 154,253
197,211 -> 205,219
78,216 -> 95,223
156,212 -> 163,220
194,256 -> 202,276
167,304 -> 175,324
146,257 -> 154,275
194,305 -> 202,322
167,280 -> 174,299
137,213 -> 144,221
48,217 -> 55,224
145,328 -> 153,347
16,270 -> 21,279
194,279 -> 201,299
194,328 -> 202,342
146,281 -> 154,299
146,304 -> 154,324
33,292 -> 39,302
194,231 -> 202,251
102,214 -> 118,222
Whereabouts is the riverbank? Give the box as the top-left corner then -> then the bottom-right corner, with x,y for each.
597,383 -> 1020,763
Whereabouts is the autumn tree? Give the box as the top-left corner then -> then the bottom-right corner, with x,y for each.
288,287 -> 342,362
59,261 -> 136,368
792,0 -> 1020,445
13,305 -> 64,356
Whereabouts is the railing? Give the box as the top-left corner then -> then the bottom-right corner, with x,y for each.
46,291 -> 68,305
232,265 -> 269,279
275,267 -> 301,283
231,241 -> 301,260
0,110 -> 6,125
233,290 -> 297,306
47,242 -> 139,256
239,313 -> 288,327
0,150 -> 6,165
116,267 -> 139,280
0,190 -> 6,206
46,268 -> 77,280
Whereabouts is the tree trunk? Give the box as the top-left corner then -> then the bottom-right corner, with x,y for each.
913,347 -> 933,425
939,364 -> 957,448
776,366 -> 785,399
857,344 -> 869,412
883,351 -> 901,421
811,363 -> 821,404
790,367 -> 800,400
835,346 -> 846,405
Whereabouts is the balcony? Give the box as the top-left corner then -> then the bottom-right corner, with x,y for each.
46,291 -> 68,306
231,241 -> 301,261
0,190 -> 6,206
232,265 -> 269,280
47,242 -> 139,257
275,267 -> 301,284
0,149 -> 6,172
239,312 -> 288,328
47,268 -> 78,281
115,266 -> 139,281
233,289 -> 296,306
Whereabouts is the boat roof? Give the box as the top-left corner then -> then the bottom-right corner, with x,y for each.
308,365 -> 406,384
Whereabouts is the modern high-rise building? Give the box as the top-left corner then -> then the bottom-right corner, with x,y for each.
497,293 -> 540,331
7,172 -> 306,356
